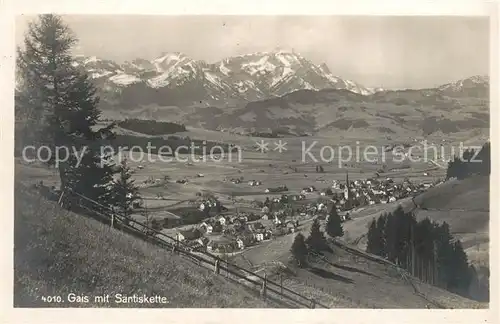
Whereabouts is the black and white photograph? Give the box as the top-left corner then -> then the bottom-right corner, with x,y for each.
4,1 -> 498,321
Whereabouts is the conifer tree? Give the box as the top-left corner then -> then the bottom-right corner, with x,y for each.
375,214 -> 387,257
448,240 -> 472,293
291,233 -> 308,267
475,141 -> 490,176
366,218 -> 384,256
17,14 -> 116,204
325,204 -> 344,238
305,218 -> 327,253
366,219 -> 378,254
112,158 -> 140,218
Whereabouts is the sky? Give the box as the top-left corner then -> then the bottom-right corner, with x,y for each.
15,15 -> 490,89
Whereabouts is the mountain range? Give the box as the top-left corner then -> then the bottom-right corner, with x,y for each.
74,50 -> 382,106
73,51 -> 489,137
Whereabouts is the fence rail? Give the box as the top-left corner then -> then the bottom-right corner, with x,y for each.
62,189 -> 328,309
330,238 -> 446,309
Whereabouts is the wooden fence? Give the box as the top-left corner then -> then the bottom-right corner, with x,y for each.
61,188 -> 328,309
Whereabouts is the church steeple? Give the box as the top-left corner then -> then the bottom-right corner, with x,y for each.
344,170 -> 351,208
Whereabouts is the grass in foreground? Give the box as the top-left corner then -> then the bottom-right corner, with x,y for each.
14,183 -> 273,308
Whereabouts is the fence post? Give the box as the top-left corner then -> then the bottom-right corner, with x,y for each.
260,273 -> 267,300
214,259 -> 220,275
311,298 -> 316,309
58,190 -> 65,207
110,207 -> 115,228
280,274 -> 283,296
225,256 -> 229,278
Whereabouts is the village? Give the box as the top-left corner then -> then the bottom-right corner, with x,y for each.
134,169 -> 443,256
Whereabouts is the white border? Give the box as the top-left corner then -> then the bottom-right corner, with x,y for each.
1,1 -> 498,323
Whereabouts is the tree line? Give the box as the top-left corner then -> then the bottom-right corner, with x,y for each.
446,141 -> 490,180
117,118 -> 186,135
365,206 -> 474,297
110,134 -> 238,156
291,205 -> 344,267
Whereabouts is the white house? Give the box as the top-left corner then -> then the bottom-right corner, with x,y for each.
218,216 -> 227,226
254,233 -> 264,242
317,203 -> 326,212
200,222 -> 213,234
236,238 -> 245,249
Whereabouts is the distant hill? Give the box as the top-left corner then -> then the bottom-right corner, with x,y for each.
213,80 -> 488,136
413,176 -> 489,266
414,175 -> 489,211
96,76 -> 488,139
14,183 -> 275,308
59,52 -> 490,139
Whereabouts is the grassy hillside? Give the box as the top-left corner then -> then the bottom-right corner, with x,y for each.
413,175 -> 489,266
229,219 -> 486,308
14,183 -> 275,308
343,176 -> 489,267
414,175 -> 489,211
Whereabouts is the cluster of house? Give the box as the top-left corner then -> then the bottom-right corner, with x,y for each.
264,185 -> 288,193
175,211 -> 298,253
248,180 -> 262,186
328,176 -> 441,211
198,197 -> 228,213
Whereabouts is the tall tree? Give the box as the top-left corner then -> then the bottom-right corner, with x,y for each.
112,158 -> 140,218
325,204 -> 344,238
291,233 -> 308,267
305,218 -> 327,253
17,14 -> 116,204
447,240 -> 473,293
384,211 -> 399,263
475,142 -> 490,176
365,211 -> 474,298
375,214 -> 387,257
366,217 -> 385,256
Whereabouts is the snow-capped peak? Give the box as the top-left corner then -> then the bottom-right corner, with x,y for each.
84,56 -> 99,64
438,75 -> 489,92
75,50 -> 383,103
